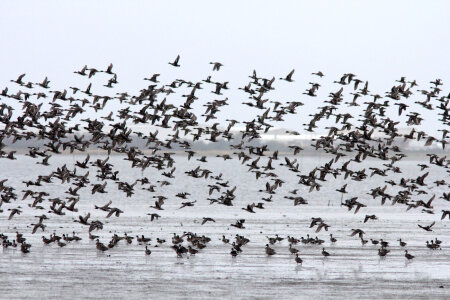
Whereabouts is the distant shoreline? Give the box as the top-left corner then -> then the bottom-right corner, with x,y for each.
5,147 -> 448,158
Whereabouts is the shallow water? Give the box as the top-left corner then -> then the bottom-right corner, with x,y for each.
0,154 -> 449,299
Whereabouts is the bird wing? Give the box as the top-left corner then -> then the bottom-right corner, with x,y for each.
287,69 -> 295,80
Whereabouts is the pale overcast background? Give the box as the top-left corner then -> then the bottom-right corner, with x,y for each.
0,0 -> 449,135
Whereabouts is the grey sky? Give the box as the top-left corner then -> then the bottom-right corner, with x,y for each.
1,0 -> 449,135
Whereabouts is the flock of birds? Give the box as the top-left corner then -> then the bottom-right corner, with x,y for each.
0,55 -> 449,265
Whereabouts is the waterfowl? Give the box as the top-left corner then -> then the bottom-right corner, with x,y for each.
188,246 -> 198,255
8,208 -> 22,220
74,65 -> 87,76
106,207 -> 124,218
314,237 -> 325,245
289,244 -> 299,254
42,236 -> 53,244
330,234 -> 337,243
380,239 -> 389,248
11,73 -> 27,85
136,235 -> 151,244
364,214 -> 377,223
20,243 -> 31,253
404,250 -> 414,260
231,219 -> 245,229
288,236 -> 299,244
312,71 -> 324,77
265,244 -> 276,256
89,233 -> 99,240
172,245 -> 188,257
378,248 -> 390,257
169,55 -> 180,67
148,213 -> 160,221
57,240 -> 66,248
124,233 -> 133,244
426,241 -> 441,250
350,229 -> 365,239
96,239 -> 108,252
210,62 -> 223,71
418,221 -> 435,231
280,69 -> 295,82
222,235 -> 230,244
